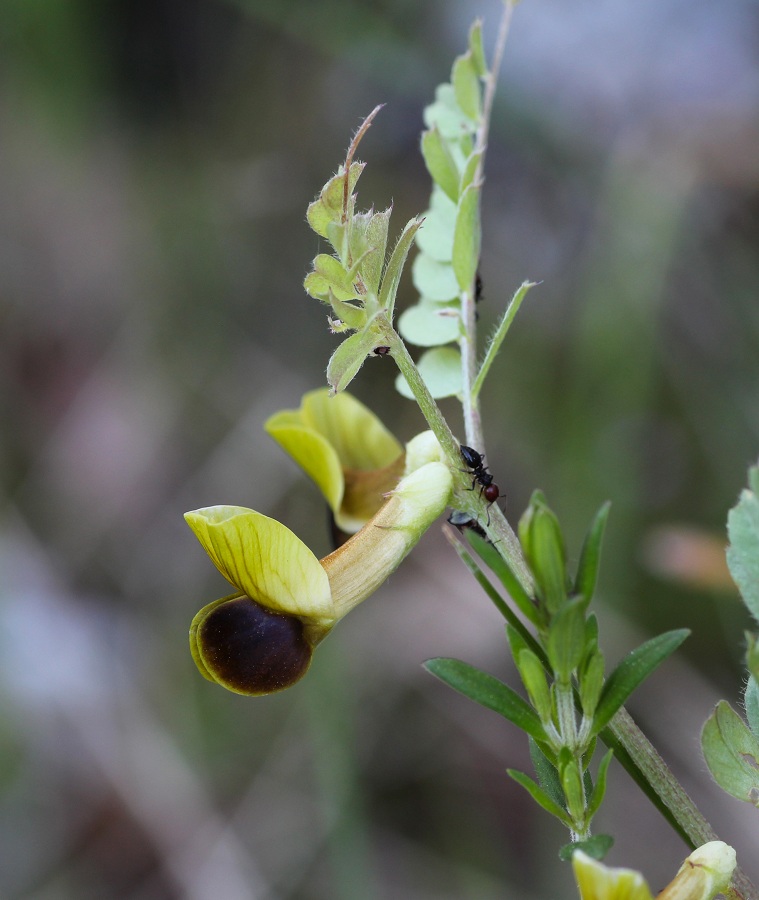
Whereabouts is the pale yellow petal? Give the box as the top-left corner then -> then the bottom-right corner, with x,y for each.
301,388 -> 402,469
185,506 -> 334,622
573,851 -> 653,900
265,415 -> 345,514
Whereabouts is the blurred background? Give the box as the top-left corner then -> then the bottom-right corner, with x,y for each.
2,0 -> 759,896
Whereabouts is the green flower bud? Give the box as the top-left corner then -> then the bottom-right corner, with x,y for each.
404,430 -> 446,474
186,462 -> 453,696
658,842 -> 736,900
519,491 -> 568,615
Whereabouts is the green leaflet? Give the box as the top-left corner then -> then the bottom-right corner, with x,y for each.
507,769 -> 574,828
421,127 -> 460,203
326,329 -> 378,394
307,162 -> 365,241
411,253 -> 458,302
702,700 -> 759,806
452,51 -> 481,122
426,657 -> 547,742
726,462 -> 759,625
395,346 -> 462,400
593,630 -> 690,734
452,182 -> 481,292
398,300 -> 460,347
378,217 -> 423,319
574,502 -> 611,608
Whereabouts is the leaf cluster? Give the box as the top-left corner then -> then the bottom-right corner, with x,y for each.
304,109 -> 422,393
429,496 -> 688,853
396,21 -> 488,400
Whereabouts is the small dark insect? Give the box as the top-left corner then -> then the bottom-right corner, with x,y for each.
460,444 -> 484,471
447,509 -> 486,539
372,346 -> 391,357
475,272 -> 484,303
460,444 -> 501,505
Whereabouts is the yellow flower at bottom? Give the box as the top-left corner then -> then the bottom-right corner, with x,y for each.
573,842 -> 736,900
186,461 -> 452,696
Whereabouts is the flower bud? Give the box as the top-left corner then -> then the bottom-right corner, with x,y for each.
519,490 -> 568,615
658,842 -> 736,900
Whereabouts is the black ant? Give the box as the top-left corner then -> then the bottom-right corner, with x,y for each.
372,346 -> 391,357
447,509 -> 487,539
460,445 -> 500,504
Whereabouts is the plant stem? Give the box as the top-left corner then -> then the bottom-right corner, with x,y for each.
377,318 -> 460,462
378,318 -> 534,594
608,707 -> 759,900
460,0 -> 517,450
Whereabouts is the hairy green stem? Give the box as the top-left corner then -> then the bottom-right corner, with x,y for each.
377,318 -> 534,593
377,319 -> 460,462
460,0 -> 517,450
608,707 -> 758,900
555,682 -> 578,749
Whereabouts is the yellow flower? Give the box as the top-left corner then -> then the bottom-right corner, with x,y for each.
265,388 -> 404,534
573,842 -> 736,900
186,461 -> 453,696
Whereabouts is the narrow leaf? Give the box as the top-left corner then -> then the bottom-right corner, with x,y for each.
423,83 -> 476,140
559,834 -> 614,862
452,183 -> 481,292
594,630 -> 689,733
507,769 -> 574,828
574,501 -> 611,607
326,329 -> 377,394
468,19 -> 487,78
361,207 -> 392,295
425,658 -> 547,742
451,52 -> 481,122
529,737 -> 565,811
586,749 -> 614,820
467,530 -> 544,628
547,597 -> 586,683
446,533 -> 547,667
421,128 -> 460,203
378,217 -> 423,319
472,281 -> 535,400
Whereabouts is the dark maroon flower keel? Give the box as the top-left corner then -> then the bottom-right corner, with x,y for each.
197,596 -> 313,695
